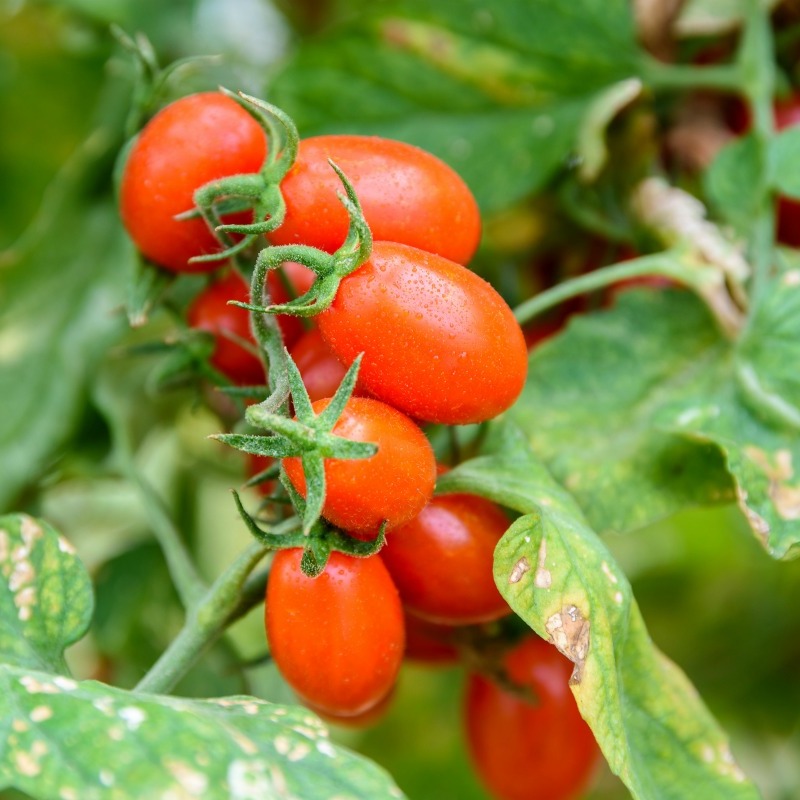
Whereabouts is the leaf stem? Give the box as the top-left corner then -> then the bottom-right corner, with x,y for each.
135,542 -> 269,694
640,60 -> 742,92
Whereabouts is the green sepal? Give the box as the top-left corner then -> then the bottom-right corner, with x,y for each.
232,490 -> 305,549
212,433 -> 297,459
318,354 -> 363,428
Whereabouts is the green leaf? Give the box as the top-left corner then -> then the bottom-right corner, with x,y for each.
0,665 -> 405,800
0,133 -> 132,512
770,126 -> 800,199
270,0 -> 646,211
705,134 -> 764,231
0,514 -> 92,675
508,289 -> 735,535
439,424 -> 761,800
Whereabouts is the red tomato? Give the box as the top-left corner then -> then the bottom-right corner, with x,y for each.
382,491 -> 511,625
283,397 -> 436,534
317,242 -> 528,425
404,613 -> 459,666
120,92 -> 267,272
268,135 -> 481,264
774,95 -> 800,247
187,271 -> 264,385
246,453 -> 275,497
289,328 -> 352,403
266,549 -> 404,716
465,636 -> 600,800
265,262 -> 316,348
305,686 -> 395,728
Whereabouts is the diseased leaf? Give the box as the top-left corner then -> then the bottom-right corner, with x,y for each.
438,423 -> 761,800
508,289 -> 735,535
0,665 -> 405,800
0,514 -> 92,675
269,0 -> 646,211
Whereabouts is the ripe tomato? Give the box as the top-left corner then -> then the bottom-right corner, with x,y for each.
382,490 -> 511,625
120,92 -> 267,272
187,271 -> 264,385
465,636 -> 600,800
265,262 -> 316,348
267,135 -> 481,264
266,549 -> 404,716
305,686 -> 395,729
774,95 -> 800,247
289,328 -> 353,403
403,613 -> 459,666
283,397 -> 436,534
317,242 -> 528,425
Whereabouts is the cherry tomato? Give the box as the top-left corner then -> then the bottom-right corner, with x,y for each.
246,453 -> 276,497
266,262 -> 316,348
289,328 -> 354,403
318,242 -> 528,425
305,686 -> 395,729
382,489 -> 511,625
465,636 -> 600,800
120,92 -> 267,272
283,397 -> 436,534
404,613 -> 459,666
774,95 -> 800,247
268,135 -> 481,264
187,271 -> 264,385
266,549 -> 404,716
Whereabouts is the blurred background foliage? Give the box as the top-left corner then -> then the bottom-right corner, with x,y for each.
1,1 -> 799,798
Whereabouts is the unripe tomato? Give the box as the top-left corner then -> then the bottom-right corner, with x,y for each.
266,549 -> 404,716
289,328 -> 353,403
318,242 -> 528,425
187,271 -> 264,385
266,262 -> 316,348
382,491 -> 511,625
120,92 -> 267,272
268,136 -> 481,264
283,397 -> 436,534
465,636 -> 600,800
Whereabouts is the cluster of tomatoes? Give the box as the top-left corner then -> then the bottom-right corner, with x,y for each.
119,90 -> 599,800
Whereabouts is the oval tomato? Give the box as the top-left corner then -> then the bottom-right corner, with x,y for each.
268,135 -> 481,264
465,636 -> 600,800
317,242 -> 528,425
404,613 -> 459,666
283,397 -> 436,534
289,328 -> 352,403
265,261 -> 316,348
120,92 -> 267,272
382,491 -> 511,625
187,271 -> 264,385
266,549 -> 404,716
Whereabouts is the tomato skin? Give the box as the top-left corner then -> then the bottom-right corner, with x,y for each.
465,636 -> 600,800
283,397 -> 436,534
382,492 -> 511,625
318,242 -> 528,425
266,262 -> 316,348
289,328 -> 353,403
120,92 -> 267,272
187,271 -> 264,385
268,136 -> 481,264
403,613 -> 459,665
266,549 -> 404,716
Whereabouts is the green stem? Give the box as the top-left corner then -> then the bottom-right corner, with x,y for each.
513,253 -> 681,325
135,542 -> 269,694
640,60 -> 742,92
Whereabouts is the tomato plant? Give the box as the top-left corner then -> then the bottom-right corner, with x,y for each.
282,396 -> 437,534
186,270 -> 264,385
267,135 -> 481,264
266,261 -> 316,348
464,636 -> 600,800
119,92 -> 267,272
317,241 -> 528,425
266,548 -> 404,716
382,489 -> 511,625
773,93 -> 800,247
288,328 -> 352,403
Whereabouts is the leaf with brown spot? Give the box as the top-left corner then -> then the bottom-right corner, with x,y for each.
439,422 -> 762,800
